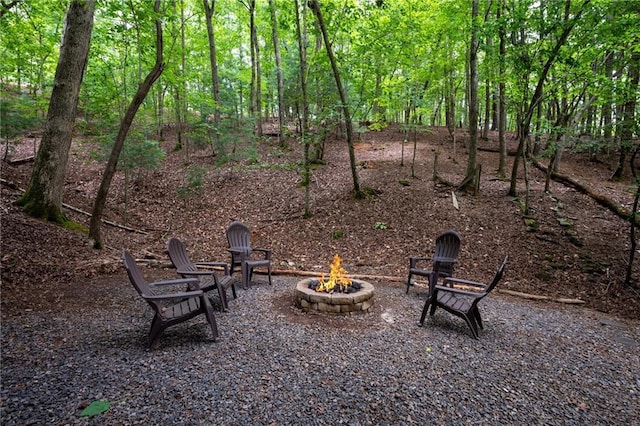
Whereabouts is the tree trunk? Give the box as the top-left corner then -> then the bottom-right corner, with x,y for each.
497,0 -> 507,177
626,143 -> 640,287
246,0 -> 262,137
18,0 -> 96,222
460,0 -> 479,192
269,0 -> 286,147
203,0 -> 222,155
612,50 -> 639,180
482,80 -> 490,140
509,0 -> 590,197
308,0 -> 362,198
88,0 -> 164,248
602,50 -> 613,151
294,0 -> 311,217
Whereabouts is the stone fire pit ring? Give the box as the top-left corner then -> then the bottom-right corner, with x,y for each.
295,278 -> 375,314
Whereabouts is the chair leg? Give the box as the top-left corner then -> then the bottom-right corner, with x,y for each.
201,296 -> 219,340
241,261 -> 250,290
429,301 -> 438,316
406,272 -> 413,294
419,297 -> 431,326
473,308 -> 483,330
148,315 -> 165,348
267,263 -> 272,285
217,285 -> 229,312
462,313 -> 479,339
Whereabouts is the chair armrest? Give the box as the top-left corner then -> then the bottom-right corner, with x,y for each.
408,268 -> 434,278
176,269 -> 215,276
252,248 -> 271,259
142,289 -> 203,301
195,262 -> 229,274
435,285 -> 486,298
433,256 -> 457,264
442,277 -> 486,289
409,256 -> 430,268
150,277 -> 200,287
228,247 -> 250,254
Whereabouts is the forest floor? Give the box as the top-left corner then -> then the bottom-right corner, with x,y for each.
1,124 -> 639,320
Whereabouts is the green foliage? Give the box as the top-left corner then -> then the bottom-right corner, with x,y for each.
373,221 -> 388,230
0,88 -> 42,144
331,230 -> 344,239
177,165 -> 206,198
61,220 -> 88,234
93,129 -> 165,177
80,400 -> 110,417
367,114 -> 387,132
186,121 -> 215,151
2,0 -> 635,190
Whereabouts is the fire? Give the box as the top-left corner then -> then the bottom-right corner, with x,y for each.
316,254 -> 352,293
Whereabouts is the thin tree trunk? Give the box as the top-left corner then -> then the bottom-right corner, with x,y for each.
626,143 -> 640,287
460,0 -> 479,192
245,0 -> 262,137
88,0 -> 164,248
308,0 -> 362,197
497,0 -> 506,177
253,2 -> 263,138
509,0 -> 590,196
294,0 -> 311,217
203,0 -> 222,155
482,80 -> 490,140
612,51 -> 639,179
269,0 -> 286,147
18,0 -> 96,222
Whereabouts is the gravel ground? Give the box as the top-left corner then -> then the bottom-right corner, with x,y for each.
2,273 -> 639,425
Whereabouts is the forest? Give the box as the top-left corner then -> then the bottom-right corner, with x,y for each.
1,0 -> 639,317
2,2 -> 640,422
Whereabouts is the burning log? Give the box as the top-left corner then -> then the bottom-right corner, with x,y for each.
307,255 -> 362,294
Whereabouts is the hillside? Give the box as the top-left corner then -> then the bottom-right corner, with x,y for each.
1,124 -> 638,319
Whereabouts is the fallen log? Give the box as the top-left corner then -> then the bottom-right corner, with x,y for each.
271,269 -> 405,282
532,158 -> 638,225
0,178 -> 148,235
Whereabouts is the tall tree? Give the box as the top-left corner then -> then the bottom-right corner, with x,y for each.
17,0 -> 96,222
497,0 -> 507,177
508,0 -> 591,197
460,0 -> 480,192
308,0 -> 362,198
203,0 -> 222,155
269,0 -> 286,147
295,0 -> 311,217
241,0 -> 263,136
612,50 -> 640,179
88,0 -> 164,248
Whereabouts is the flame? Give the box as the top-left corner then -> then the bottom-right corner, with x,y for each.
316,254 -> 352,292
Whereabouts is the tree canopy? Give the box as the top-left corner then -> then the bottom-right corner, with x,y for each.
1,0 -> 638,190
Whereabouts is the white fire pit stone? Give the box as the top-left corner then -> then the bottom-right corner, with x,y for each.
295,278 -> 375,314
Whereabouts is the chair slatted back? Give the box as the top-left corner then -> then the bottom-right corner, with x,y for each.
167,238 -> 197,273
481,256 -> 508,296
433,230 -> 461,277
123,250 -> 161,312
226,221 -> 251,250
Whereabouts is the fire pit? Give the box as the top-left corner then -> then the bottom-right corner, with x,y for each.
295,255 -> 375,314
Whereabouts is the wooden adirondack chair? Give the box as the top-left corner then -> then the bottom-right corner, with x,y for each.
167,237 -> 237,312
420,256 -> 508,339
226,221 -> 272,289
407,230 -> 461,294
123,249 -> 219,348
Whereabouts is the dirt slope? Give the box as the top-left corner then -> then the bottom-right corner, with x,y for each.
1,125 -> 638,319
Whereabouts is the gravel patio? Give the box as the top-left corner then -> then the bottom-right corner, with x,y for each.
1,273 -> 639,425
